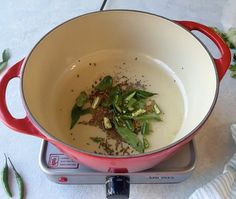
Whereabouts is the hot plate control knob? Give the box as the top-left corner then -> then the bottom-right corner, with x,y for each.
106,176 -> 130,199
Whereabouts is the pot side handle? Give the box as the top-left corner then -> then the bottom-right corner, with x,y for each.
0,59 -> 46,139
176,21 -> 231,81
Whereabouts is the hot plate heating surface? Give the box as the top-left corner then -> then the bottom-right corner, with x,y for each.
39,140 -> 196,184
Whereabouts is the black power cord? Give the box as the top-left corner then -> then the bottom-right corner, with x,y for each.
100,0 -> 108,11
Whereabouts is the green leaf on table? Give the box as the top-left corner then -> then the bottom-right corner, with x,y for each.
2,49 -> 10,62
233,53 -> 236,62
230,70 -> 236,78
230,64 -> 236,72
0,49 -> 10,71
226,28 -> 236,49
212,27 -> 235,49
0,61 -> 7,71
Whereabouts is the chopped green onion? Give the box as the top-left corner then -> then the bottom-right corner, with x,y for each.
143,137 -> 150,149
141,121 -> 150,135
92,96 -> 101,109
124,120 -> 134,131
103,117 -> 112,129
132,109 -> 146,117
134,113 -> 161,121
154,104 -> 161,114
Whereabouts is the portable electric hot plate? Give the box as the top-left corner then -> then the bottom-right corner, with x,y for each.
39,140 -> 196,198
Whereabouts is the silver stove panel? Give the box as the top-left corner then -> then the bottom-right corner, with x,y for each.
39,141 -> 196,184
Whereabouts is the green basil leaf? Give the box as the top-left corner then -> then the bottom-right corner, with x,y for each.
76,91 -> 88,107
2,49 -> 10,62
95,75 -> 113,91
115,125 -> 144,153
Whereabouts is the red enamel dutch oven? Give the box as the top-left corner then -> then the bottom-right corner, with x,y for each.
0,10 -> 231,172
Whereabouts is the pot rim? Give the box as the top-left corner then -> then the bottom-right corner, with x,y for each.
20,9 -> 219,159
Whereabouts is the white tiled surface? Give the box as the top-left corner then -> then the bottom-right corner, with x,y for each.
0,0 -> 236,198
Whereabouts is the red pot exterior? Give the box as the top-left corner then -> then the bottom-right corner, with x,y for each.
0,17 -> 231,172
0,59 -> 198,173
51,133 -> 195,172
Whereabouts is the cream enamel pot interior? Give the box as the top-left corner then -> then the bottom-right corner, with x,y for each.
0,10 -> 231,172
